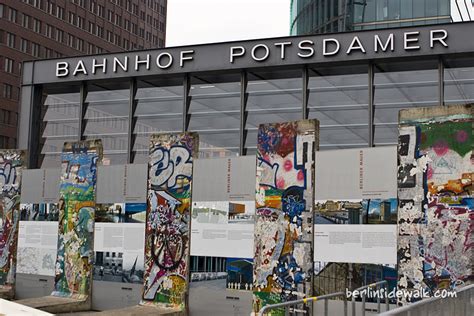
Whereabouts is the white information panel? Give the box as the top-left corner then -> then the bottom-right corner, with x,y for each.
190,156 -> 256,259
314,224 -> 397,265
93,223 -> 145,253
93,223 -> 146,284
20,169 -> 61,204
17,222 -> 147,279
190,201 -> 254,258
96,164 -> 147,203
17,221 -> 58,276
315,146 -> 397,200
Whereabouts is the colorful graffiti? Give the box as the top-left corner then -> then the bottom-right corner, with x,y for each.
141,133 -> 198,310
397,105 -> 472,302
253,120 -> 318,315
51,140 -> 102,300
0,151 -> 25,294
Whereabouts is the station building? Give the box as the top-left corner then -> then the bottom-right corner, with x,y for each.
14,21 -> 474,314
19,21 -> 474,169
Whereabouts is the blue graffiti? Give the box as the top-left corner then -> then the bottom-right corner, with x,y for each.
257,126 -> 280,153
149,145 -> 193,190
60,151 -> 97,191
275,254 -> 305,299
282,187 -> 305,226
0,162 -> 18,194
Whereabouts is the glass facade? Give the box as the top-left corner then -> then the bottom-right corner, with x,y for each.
308,65 -> 369,149
34,55 -> 473,169
84,82 -> 130,165
189,73 -> 241,158
373,59 -> 439,145
133,77 -> 184,163
245,70 -> 303,155
290,0 -> 451,35
40,85 -> 80,167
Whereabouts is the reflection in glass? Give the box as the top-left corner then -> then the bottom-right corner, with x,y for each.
374,61 -> 438,145
40,89 -> 80,168
290,0 -> 451,35
245,71 -> 302,151
189,74 -> 241,158
444,63 -> 474,105
85,83 -> 130,165
133,79 -> 183,162
308,69 -> 369,149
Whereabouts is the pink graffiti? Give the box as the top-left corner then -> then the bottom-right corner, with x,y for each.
455,130 -> 468,143
297,170 -> 304,181
283,159 -> 293,171
276,177 -> 285,189
427,165 -> 433,180
433,140 -> 449,156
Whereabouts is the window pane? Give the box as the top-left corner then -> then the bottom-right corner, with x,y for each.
189,74 -> 241,158
245,70 -> 302,151
133,78 -> 183,162
308,67 -> 369,149
84,82 -> 130,164
444,57 -> 474,105
374,60 -> 438,145
39,86 -> 81,168
400,0 -> 413,19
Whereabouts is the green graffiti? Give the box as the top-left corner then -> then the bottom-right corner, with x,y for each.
420,121 -> 471,157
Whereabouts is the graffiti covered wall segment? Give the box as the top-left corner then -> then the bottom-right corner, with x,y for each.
397,105 -> 473,302
0,151 -> 25,294
141,133 -> 198,310
52,140 -> 102,299
253,120 -> 318,314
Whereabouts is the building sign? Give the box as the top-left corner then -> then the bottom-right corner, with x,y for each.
55,29 -> 448,78
23,23 -> 474,86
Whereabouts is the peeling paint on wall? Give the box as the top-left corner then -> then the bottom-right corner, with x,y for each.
52,140 -> 102,300
141,133 -> 198,311
397,105 -> 473,303
252,120 -> 318,315
0,150 -> 25,297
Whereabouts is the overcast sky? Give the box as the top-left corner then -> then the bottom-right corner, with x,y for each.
166,0 -> 291,47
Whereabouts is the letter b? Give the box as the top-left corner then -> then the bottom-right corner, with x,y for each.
56,62 -> 69,77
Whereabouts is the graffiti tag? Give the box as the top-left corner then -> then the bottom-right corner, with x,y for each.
150,146 -> 193,188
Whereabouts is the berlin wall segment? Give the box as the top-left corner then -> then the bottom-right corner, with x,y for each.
252,119 -> 319,315
52,140 -> 103,300
397,104 -> 472,303
141,133 -> 199,312
0,150 -> 25,299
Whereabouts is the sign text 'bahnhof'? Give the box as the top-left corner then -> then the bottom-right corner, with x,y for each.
56,29 -> 449,78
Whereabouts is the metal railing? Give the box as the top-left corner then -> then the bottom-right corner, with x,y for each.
258,291 -> 347,316
378,284 -> 474,316
352,280 -> 390,316
257,281 -> 391,316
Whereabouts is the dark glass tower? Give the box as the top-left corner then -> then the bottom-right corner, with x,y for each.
290,0 -> 452,35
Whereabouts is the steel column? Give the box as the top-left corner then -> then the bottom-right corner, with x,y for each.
183,74 -> 192,131
368,62 -> 375,147
438,57 -> 445,106
127,78 -> 138,163
28,85 -> 43,168
239,71 -> 249,156
302,66 -> 309,119
78,81 -> 88,141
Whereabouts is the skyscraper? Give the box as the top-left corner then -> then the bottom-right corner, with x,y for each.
290,0 -> 472,35
0,0 -> 167,148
